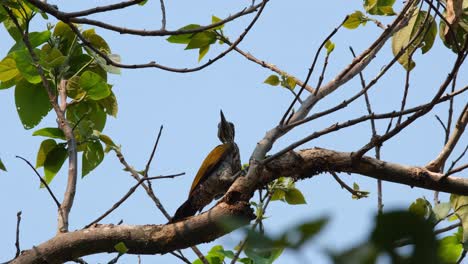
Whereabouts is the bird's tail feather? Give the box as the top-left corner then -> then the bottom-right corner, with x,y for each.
170,199 -> 198,223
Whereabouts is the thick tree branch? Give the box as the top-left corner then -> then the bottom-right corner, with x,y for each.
12,147 -> 468,263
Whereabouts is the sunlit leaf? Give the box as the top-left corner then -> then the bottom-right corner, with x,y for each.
198,45 -> 210,62
392,10 -> 437,70
33,127 -> 65,140
438,230 -> 463,263
36,139 -> 57,168
324,40 -> 335,54
343,11 -> 367,29
114,242 -> 128,254
185,31 -> 217,50
433,202 -> 451,221
0,57 -> 19,82
80,71 -> 110,100
10,49 -> 42,84
212,15 -> 224,30
285,188 -> 307,205
264,75 -> 280,86
166,24 -> 201,44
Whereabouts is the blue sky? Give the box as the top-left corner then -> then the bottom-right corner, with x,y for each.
0,0 -> 467,263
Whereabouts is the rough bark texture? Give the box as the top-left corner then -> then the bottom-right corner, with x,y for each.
12,147 -> 468,263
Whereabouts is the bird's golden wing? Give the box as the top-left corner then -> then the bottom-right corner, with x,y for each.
188,143 -> 233,197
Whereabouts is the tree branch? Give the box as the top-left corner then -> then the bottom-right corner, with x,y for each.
12,147 -> 468,263
427,103 -> 468,172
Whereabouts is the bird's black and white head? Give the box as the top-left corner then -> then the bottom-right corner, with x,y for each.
218,110 -> 235,143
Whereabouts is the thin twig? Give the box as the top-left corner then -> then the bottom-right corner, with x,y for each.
427,103 -> 468,172
143,125 -> 164,195
396,54 -> 412,125
159,0 -> 167,30
15,156 -> 61,208
280,15 -> 348,126
443,145 -> 468,179
85,174 -> 184,228
264,86 -> 468,164
350,46 -> 382,213
219,34 -> 315,93
15,211 -> 22,258
115,147 -> 199,264
31,1 -> 268,73
330,172 -> 367,199
353,41 -> 467,160
144,125 -> 163,177
65,0 -> 146,17
446,163 -> 468,176
28,0 -> 262,37
230,190 -> 274,264
435,114 -> 448,133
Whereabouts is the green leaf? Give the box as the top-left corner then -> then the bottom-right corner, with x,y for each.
82,29 -> 111,53
53,21 -> 74,40
43,144 -> 68,185
330,243 -> 379,264
409,198 -> 431,218
450,194 -> 468,249
264,75 -> 280,86
80,71 -> 110,100
0,158 -> 6,172
15,79 -> 52,129
285,188 -> 306,205
36,139 -> 57,168
98,91 -> 118,117
244,247 -> 283,264
0,74 -> 22,90
40,47 -> 66,69
186,31 -> 217,50
433,202 -> 451,221
438,232 -> 463,263
3,17 -> 23,41
198,45 -> 210,62
279,217 -> 328,249
212,15 -> 224,30
343,11 -> 367,29
166,24 -> 201,44
9,31 -> 51,53
138,0 -> 148,6
371,211 -> 438,263
82,140 -> 104,177
324,40 -> 335,55
66,76 -> 85,99
285,76 -> 296,90
114,242 -> 128,254
10,49 -> 42,84
364,0 -> 396,16
0,57 -> 19,82
271,189 -> 286,201
392,10 -> 437,70
66,101 -> 107,134
98,133 -> 117,152
33,127 -> 65,140
96,53 -> 121,74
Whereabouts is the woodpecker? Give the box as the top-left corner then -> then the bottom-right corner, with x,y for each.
171,111 -> 241,222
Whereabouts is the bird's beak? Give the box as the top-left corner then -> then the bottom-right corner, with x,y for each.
220,110 -> 228,126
